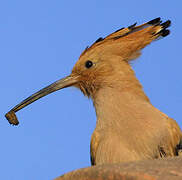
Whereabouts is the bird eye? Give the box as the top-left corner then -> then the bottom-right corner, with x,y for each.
85,60 -> 93,68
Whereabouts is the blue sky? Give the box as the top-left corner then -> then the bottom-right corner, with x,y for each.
1,1 -> 182,180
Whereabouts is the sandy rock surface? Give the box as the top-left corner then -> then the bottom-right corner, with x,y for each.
55,157 -> 182,180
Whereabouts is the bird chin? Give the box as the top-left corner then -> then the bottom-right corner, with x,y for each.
77,83 -> 91,97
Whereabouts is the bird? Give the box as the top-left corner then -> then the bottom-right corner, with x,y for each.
5,17 -> 182,166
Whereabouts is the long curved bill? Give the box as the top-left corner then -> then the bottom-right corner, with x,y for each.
5,75 -> 79,125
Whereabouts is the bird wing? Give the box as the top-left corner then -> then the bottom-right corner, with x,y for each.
167,117 -> 182,155
90,130 -> 100,165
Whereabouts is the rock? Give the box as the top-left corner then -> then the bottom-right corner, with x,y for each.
55,157 -> 182,180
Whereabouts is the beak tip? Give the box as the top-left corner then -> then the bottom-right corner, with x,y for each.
5,111 -> 19,126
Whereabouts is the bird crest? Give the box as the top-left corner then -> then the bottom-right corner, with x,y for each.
80,17 -> 170,60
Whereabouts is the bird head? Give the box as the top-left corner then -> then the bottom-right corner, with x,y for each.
71,47 -> 124,97
5,17 -> 171,125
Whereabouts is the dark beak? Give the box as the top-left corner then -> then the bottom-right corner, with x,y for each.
5,75 -> 79,125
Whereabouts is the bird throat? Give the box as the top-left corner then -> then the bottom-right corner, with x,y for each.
92,85 -> 150,130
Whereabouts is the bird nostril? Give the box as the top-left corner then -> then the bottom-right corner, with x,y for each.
85,60 -> 93,68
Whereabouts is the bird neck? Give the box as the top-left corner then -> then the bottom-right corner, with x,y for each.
92,82 -> 150,130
